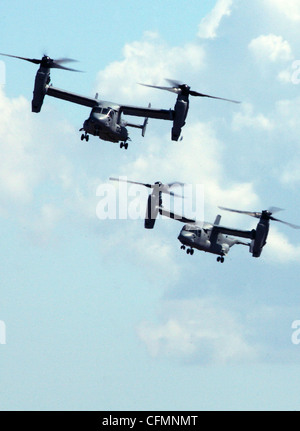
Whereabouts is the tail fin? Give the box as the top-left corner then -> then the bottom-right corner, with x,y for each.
126,103 -> 151,137
214,214 -> 221,225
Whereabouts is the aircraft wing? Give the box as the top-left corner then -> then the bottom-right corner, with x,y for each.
212,225 -> 255,240
119,105 -> 174,121
46,85 -> 99,108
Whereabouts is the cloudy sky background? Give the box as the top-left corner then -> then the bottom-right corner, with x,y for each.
1,0 -> 300,410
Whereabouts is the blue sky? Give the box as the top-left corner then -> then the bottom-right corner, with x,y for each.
1,0 -> 300,411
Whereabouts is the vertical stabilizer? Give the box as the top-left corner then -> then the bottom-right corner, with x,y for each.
214,214 -> 221,225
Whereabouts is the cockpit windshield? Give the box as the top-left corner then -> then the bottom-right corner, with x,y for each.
92,107 -> 103,114
182,225 -> 202,237
92,107 -> 111,115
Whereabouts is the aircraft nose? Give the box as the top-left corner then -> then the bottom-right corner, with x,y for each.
90,113 -> 110,128
178,230 -> 195,243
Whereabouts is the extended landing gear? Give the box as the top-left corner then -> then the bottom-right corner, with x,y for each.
120,142 -> 128,149
217,256 -> 225,263
80,133 -> 89,142
181,245 -> 194,255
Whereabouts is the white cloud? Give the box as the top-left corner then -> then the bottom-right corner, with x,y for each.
0,87 -> 102,239
232,103 -> 274,131
198,0 -> 233,39
95,32 -> 206,104
120,121 -> 258,217
248,34 -> 293,63
264,0 -> 300,22
278,61 -> 300,84
138,297 -> 258,364
262,227 -> 300,263
0,90 -> 40,204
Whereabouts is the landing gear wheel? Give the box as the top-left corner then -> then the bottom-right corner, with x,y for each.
217,256 -> 225,263
186,248 -> 194,255
181,245 -> 186,250
120,142 -> 128,150
81,133 -> 89,142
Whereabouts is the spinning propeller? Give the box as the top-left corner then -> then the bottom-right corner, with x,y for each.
219,206 -> 300,229
140,79 -> 240,104
0,53 -> 82,72
109,177 -> 185,197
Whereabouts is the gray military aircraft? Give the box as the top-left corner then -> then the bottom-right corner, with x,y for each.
1,53 -> 240,149
165,205 -> 300,262
110,177 -> 300,262
109,177 -> 185,228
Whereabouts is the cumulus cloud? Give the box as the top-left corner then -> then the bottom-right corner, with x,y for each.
119,121 -> 258,216
264,0 -> 300,22
0,86 -> 102,240
138,297 -> 258,364
0,90 -> 40,205
94,32 -> 206,104
198,0 -> 233,39
232,103 -> 274,131
248,34 -> 293,63
262,227 -> 300,263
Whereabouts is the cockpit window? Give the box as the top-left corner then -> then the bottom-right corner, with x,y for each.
102,108 -> 109,114
92,107 -> 102,114
183,226 -> 201,237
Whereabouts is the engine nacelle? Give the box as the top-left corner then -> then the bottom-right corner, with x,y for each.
250,220 -> 269,257
171,98 -> 189,141
32,68 -> 51,113
144,191 -> 161,229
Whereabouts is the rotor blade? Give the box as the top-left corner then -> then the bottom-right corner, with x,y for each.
218,206 -> 261,218
54,58 -> 79,64
109,177 -> 152,188
139,83 -> 180,94
190,91 -> 240,103
268,206 -> 284,214
165,79 -> 182,88
51,62 -> 82,72
270,216 -> 300,229
0,52 -> 41,64
52,57 -> 82,72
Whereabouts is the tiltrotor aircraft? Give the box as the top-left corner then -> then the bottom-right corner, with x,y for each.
110,178 -> 300,262
109,177 -> 185,228
171,206 -> 300,262
1,53 -> 240,149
